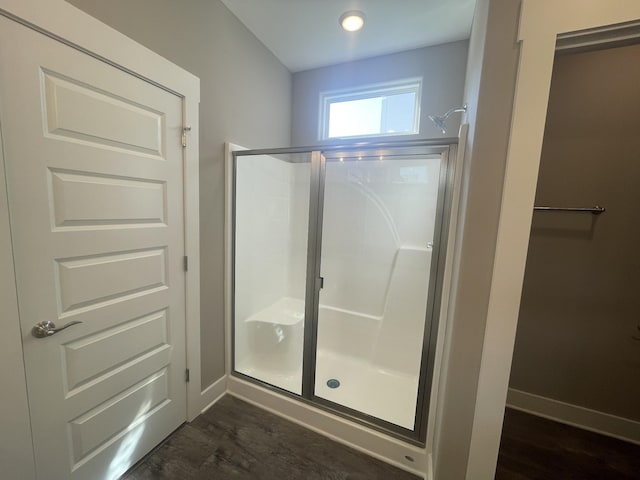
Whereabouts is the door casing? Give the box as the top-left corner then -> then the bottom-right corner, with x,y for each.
0,1 -> 200,478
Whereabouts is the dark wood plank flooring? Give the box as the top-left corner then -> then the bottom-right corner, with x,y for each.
496,408 -> 640,480
123,394 -> 420,480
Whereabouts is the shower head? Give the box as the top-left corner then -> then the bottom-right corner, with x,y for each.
428,114 -> 449,135
428,104 -> 467,135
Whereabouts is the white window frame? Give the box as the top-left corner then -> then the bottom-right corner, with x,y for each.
319,78 -> 422,140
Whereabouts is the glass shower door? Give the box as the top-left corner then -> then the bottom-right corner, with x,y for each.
313,149 -> 445,430
231,143 -> 454,441
233,152 -> 312,395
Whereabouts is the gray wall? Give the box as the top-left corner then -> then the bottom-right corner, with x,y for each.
433,0 -> 521,478
66,0 -> 292,388
510,44 -> 640,421
291,42 -> 468,146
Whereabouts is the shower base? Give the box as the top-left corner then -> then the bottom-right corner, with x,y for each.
237,349 -> 417,429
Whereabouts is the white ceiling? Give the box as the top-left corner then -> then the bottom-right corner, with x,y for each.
220,0 -> 477,73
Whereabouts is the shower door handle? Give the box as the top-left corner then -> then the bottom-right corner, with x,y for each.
318,277 -> 324,289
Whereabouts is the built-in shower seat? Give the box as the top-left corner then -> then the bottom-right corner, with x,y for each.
245,297 -> 305,374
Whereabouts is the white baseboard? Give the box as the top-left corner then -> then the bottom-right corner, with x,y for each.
199,375 -> 227,414
507,388 -> 640,445
426,453 -> 433,480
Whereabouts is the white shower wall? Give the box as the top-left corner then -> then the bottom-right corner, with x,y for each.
235,155 -> 290,322
320,159 -> 439,318
288,162 -> 311,300
234,155 -> 309,375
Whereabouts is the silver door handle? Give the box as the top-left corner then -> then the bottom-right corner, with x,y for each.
31,320 -> 82,338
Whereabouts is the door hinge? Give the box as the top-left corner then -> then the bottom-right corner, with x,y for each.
182,126 -> 191,148
185,368 -> 190,383
184,255 -> 188,272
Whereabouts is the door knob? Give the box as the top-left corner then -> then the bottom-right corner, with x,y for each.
31,320 -> 82,338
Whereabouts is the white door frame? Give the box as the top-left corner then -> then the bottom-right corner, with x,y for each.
0,1 -> 201,477
465,1 -> 640,478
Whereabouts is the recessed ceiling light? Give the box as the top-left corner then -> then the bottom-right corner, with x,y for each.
340,11 -> 365,32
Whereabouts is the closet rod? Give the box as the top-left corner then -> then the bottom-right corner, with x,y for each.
533,205 -> 605,215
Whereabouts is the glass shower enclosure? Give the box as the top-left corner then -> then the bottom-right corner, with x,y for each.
231,141 -> 456,443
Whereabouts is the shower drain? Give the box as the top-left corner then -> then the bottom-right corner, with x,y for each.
326,378 -> 341,389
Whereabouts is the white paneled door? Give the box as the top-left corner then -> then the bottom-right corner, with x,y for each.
0,15 -> 187,480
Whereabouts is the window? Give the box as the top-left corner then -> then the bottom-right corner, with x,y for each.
320,79 -> 421,140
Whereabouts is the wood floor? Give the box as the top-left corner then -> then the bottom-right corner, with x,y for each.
123,399 -> 640,479
123,394 -> 420,480
496,408 -> 640,480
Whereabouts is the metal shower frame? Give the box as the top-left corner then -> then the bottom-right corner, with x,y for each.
230,138 -> 459,446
